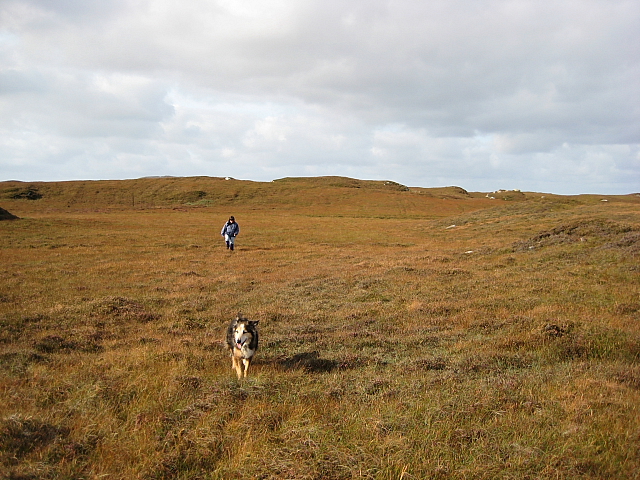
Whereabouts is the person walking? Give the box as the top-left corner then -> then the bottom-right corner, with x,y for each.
221,216 -> 240,251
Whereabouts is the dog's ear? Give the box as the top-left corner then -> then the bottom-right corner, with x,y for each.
250,320 -> 259,326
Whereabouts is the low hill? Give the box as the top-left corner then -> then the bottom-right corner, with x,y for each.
0,176 -> 489,218
1,176 -> 636,218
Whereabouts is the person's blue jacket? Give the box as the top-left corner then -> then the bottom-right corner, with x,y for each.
221,221 -> 239,237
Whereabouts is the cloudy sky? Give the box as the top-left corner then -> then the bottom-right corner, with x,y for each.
1,0 -> 638,194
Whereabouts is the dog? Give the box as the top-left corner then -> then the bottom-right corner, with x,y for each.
226,314 -> 259,379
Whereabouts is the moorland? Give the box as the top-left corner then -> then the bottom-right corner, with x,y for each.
1,176 -> 639,479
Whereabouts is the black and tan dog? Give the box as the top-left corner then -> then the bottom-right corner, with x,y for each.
226,314 -> 259,379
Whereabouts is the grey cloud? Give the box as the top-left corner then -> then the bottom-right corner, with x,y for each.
0,68 -> 174,137
10,0 -> 128,21
0,68 -> 46,93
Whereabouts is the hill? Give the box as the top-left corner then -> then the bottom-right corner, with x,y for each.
1,176 -> 635,218
1,176 -> 639,479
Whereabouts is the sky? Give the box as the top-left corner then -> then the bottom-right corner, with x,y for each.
1,0 -> 639,195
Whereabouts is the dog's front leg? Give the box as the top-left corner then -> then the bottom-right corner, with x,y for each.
232,355 -> 242,379
242,358 -> 251,378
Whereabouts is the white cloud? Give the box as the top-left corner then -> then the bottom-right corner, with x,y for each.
0,0 -> 638,193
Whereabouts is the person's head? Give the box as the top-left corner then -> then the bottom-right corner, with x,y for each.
229,216 -> 235,223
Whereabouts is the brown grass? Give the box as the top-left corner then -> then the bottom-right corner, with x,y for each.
1,177 -> 639,479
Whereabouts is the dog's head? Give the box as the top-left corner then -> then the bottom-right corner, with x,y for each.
233,316 -> 259,349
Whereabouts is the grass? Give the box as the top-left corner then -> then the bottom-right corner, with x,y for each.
1,177 -> 639,479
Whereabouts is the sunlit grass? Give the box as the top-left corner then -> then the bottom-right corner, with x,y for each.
1,178 -> 639,478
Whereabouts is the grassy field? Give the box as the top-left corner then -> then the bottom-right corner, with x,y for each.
1,177 -> 639,479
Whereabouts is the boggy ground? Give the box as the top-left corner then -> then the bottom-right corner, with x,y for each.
1,178 -> 639,479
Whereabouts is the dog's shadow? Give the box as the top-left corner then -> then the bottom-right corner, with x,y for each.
267,351 -> 339,373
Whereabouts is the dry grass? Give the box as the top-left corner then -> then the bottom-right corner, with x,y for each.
1,177 -> 639,479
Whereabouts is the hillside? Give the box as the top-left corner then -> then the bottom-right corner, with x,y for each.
1,176 -> 639,479
0,176 -> 474,214
1,176 -> 635,218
